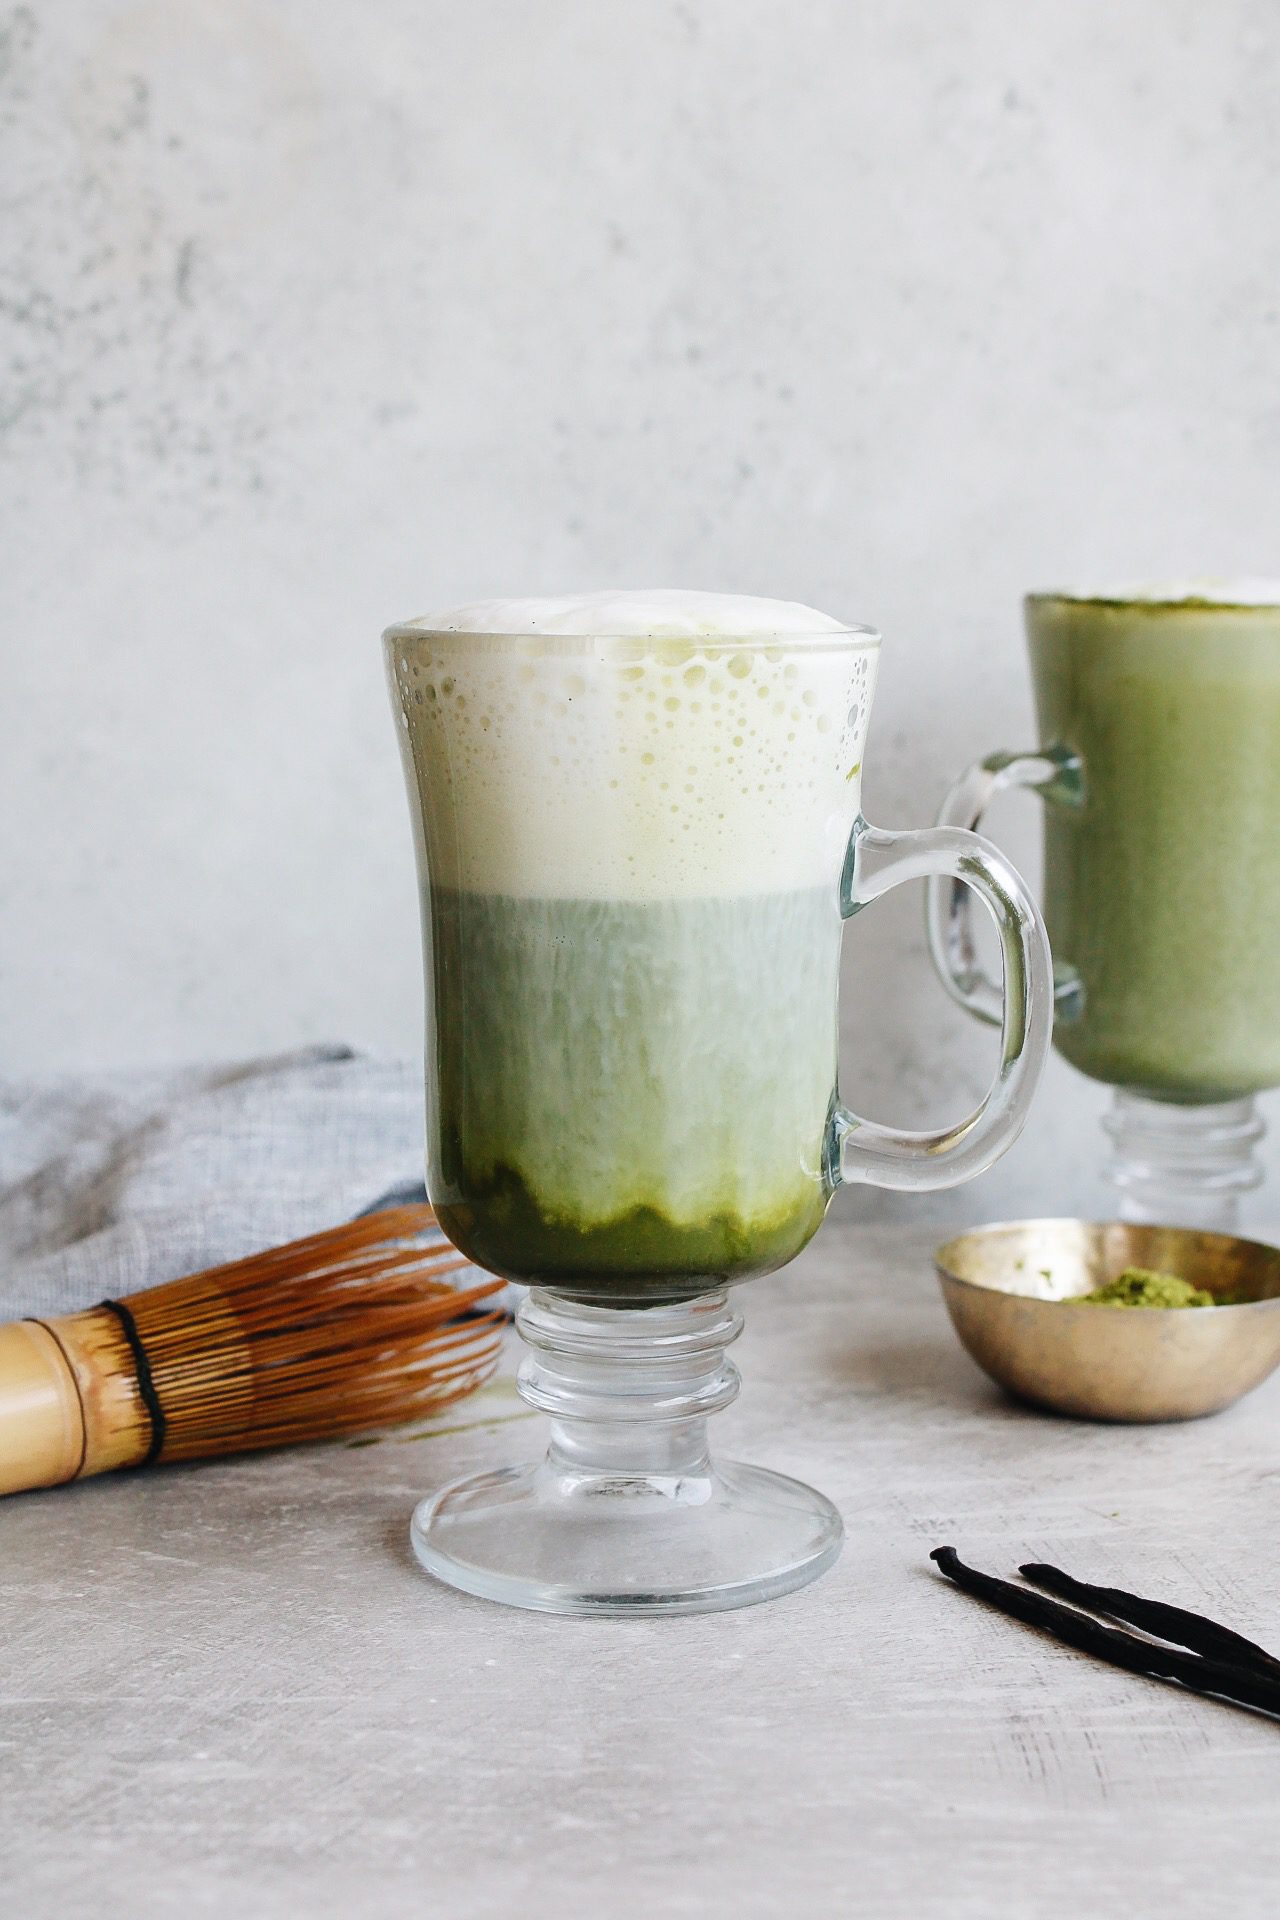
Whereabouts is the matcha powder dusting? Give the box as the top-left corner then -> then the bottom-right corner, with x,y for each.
1079,1267 -> 1215,1309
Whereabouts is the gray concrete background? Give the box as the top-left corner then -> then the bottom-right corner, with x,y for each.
3,2 -> 1279,1224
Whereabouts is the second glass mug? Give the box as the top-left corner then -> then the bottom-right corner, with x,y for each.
927,586 -> 1280,1233
386,603 -> 1052,1615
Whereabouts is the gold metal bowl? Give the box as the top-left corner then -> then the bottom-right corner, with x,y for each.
935,1219 -> 1280,1422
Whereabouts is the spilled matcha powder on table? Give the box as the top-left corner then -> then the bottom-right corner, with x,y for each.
1079,1267 -> 1214,1309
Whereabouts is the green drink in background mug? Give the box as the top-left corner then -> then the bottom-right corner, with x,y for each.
928,583 -> 1280,1229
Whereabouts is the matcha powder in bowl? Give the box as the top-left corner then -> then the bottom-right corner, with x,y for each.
1078,1267 -> 1215,1308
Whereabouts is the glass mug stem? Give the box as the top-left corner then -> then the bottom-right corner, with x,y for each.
412,1286 -> 845,1615
1103,1090 -> 1265,1232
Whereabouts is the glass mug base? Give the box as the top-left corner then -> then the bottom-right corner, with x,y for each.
411,1458 -> 844,1617
409,1287 -> 843,1616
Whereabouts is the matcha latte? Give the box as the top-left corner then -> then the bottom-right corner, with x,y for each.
387,591 -> 877,1303
387,590 -> 1048,1615
1027,587 -> 1280,1101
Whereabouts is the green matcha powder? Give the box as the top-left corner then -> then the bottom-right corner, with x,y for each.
1078,1267 -> 1214,1309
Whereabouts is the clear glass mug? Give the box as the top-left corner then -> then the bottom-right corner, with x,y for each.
386,610 -> 1052,1615
927,587 -> 1280,1231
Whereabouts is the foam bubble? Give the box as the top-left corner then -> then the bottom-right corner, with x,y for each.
388,591 -> 878,901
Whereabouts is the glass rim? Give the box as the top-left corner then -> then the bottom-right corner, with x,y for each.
383,619 -> 881,650
1026,582 -> 1280,613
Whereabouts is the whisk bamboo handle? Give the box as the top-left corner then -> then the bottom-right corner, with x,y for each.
0,1208 -> 504,1498
0,1309 -> 153,1494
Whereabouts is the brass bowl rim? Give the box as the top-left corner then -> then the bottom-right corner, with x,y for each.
934,1216 -> 1280,1312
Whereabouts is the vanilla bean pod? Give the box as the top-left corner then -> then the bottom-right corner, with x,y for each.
1020,1561 -> 1280,1677
930,1547 -> 1280,1720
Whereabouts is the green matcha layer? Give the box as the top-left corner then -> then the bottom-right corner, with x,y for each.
435,1161 -> 829,1305
1027,597 -> 1280,1101
423,885 -> 841,1302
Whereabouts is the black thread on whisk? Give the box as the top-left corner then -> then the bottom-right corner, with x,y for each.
100,1298 -> 167,1465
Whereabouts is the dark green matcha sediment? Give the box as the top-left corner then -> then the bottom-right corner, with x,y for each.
435,1164 -> 827,1305
1027,598 -> 1280,1100
423,886 -> 840,1301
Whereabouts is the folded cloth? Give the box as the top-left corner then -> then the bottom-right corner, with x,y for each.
0,1045 -> 426,1321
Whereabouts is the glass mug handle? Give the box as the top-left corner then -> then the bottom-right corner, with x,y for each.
832,815 -> 1053,1191
924,745 -> 1084,1027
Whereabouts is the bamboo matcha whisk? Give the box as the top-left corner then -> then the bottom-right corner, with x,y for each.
0,1206 -> 506,1496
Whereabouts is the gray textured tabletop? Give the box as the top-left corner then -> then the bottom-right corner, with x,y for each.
3,1218 -> 1279,1920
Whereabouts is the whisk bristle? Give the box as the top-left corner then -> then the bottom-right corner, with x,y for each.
122,1205 -> 506,1461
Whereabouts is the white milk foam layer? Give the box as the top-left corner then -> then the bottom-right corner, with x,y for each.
423,589 -> 855,638
389,590 -> 878,900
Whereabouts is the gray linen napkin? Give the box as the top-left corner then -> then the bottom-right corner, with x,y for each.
0,1045 -> 426,1321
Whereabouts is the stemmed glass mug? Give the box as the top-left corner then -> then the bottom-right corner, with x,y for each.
927,586 -> 1280,1233
386,596 -> 1052,1615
